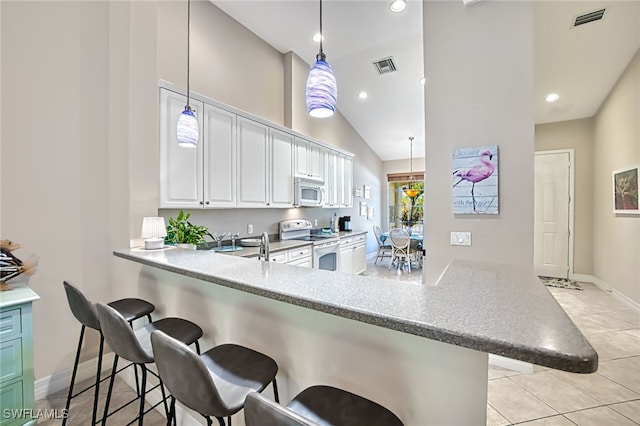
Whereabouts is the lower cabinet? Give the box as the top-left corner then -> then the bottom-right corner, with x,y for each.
0,302 -> 36,426
339,233 -> 367,274
268,246 -> 312,268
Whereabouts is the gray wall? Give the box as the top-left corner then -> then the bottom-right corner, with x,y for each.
535,118 -> 594,276
592,50 -> 640,304
1,0 -> 383,381
422,1 -> 535,284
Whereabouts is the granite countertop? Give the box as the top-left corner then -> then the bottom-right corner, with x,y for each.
113,248 -> 597,373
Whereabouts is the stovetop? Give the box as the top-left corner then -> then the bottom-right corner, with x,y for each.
280,219 -> 340,245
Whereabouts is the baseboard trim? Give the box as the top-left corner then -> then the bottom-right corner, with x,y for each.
571,273 -> 640,311
488,354 -> 534,374
34,353 -> 115,400
36,354 -> 203,425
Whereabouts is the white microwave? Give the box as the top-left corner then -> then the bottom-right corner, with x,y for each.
294,177 -> 324,207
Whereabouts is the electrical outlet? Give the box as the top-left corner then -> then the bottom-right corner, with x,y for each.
247,224 -> 253,234
450,232 -> 471,246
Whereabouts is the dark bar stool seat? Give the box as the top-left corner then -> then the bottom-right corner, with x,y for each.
245,385 -> 404,426
62,281 -> 155,426
150,329 -> 279,426
97,303 -> 204,426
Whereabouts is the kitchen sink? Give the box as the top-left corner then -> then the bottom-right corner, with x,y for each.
210,246 -> 244,252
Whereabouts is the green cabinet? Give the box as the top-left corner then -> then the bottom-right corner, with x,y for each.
0,284 -> 38,426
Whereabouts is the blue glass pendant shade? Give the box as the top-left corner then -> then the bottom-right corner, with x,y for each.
176,106 -> 199,148
306,56 -> 337,118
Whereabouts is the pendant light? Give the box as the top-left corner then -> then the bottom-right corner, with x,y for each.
176,0 -> 199,148
306,0 -> 337,118
403,137 -> 421,198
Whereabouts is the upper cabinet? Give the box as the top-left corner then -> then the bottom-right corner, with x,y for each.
295,137 -> 324,181
203,104 -> 236,208
270,129 -> 294,207
237,117 -> 269,207
159,89 -> 204,209
159,85 -> 352,209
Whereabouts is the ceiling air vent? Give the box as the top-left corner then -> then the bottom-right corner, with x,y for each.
373,57 -> 397,75
573,8 -> 606,27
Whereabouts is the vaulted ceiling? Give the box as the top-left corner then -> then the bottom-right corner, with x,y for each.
213,1 -> 639,161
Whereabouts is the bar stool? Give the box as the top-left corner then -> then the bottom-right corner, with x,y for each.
96,303 -> 203,425
244,386 -> 404,426
62,281 -> 155,426
150,329 -> 279,426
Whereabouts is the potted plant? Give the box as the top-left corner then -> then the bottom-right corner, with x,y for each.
164,210 -> 210,249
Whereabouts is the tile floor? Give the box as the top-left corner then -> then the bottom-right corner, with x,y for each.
364,256 -> 640,425
37,257 -> 639,425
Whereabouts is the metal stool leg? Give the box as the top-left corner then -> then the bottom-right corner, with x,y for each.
101,355 -> 119,426
272,378 -> 279,403
63,325 -> 85,426
90,334 -> 105,425
138,365 -> 147,426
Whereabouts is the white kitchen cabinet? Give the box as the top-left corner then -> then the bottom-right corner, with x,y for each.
159,89 -> 204,209
339,155 -> 354,208
160,89 -> 236,209
295,137 -> 324,181
286,246 -> 312,268
237,117 -> 269,207
203,104 -> 236,207
268,246 -> 312,268
269,129 -> 294,207
339,233 -> 367,274
339,237 -> 355,274
353,233 -> 367,274
324,150 -> 339,207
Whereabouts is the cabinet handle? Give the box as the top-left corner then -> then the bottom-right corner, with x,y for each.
205,201 -> 210,205
199,201 -> 204,205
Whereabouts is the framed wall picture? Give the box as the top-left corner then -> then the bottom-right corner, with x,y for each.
367,206 -> 374,220
613,166 -> 639,215
360,201 -> 367,216
363,185 -> 371,200
452,145 -> 499,214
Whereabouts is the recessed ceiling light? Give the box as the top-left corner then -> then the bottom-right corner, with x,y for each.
313,33 -> 324,43
419,77 -> 426,85
389,0 -> 406,12
546,93 -> 560,103
358,91 -> 368,100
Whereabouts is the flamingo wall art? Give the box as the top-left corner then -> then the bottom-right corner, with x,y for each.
452,145 -> 499,214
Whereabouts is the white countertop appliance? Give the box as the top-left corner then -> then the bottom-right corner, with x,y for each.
279,219 -> 340,271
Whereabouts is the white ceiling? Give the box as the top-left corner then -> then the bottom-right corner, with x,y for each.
212,0 -> 639,161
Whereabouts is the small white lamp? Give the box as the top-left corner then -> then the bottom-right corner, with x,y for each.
141,217 -> 167,250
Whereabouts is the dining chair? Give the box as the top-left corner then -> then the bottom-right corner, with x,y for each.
373,225 -> 393,264
388,228 -> 418,273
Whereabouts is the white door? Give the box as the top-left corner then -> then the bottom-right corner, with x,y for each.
534,151 -> 571,278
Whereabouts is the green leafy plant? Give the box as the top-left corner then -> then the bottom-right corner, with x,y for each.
164,211 -> 210,246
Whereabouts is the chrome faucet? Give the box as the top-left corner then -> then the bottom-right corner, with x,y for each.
259,232 -> 270,261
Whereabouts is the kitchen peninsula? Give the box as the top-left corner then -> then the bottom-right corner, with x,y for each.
114,248 -> 597,425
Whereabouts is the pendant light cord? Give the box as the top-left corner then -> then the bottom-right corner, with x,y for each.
186,0 -> 191,108
318,0 -> 324,59
409,137 -> 414,188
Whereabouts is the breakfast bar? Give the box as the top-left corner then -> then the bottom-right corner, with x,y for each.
114,248 -> 597,425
